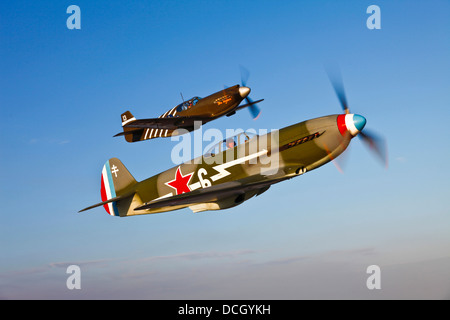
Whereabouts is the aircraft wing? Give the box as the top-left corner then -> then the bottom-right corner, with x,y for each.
122,116 -> 210,130
235,98 -> 264,111
134,175 -> 292,211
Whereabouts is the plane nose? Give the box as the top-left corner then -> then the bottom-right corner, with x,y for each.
353,114 -> 366,132
239,86 -> 251,98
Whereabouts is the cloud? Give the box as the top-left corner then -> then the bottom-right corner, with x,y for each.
137,249 -> 257,263
2,248 -> 450,299
261,255 -> 308,266
0,266 -> 49,278
0,250 -> 257,294
0,259 -> 112,282
253,247 -> 377,267
48,259 -> 110,269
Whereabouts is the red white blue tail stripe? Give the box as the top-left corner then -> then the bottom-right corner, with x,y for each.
100,160 -> 120,216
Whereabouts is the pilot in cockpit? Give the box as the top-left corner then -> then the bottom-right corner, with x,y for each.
226,138 -> 236,149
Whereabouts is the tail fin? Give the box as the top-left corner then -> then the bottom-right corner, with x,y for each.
115,111 -> 144,143
121,111 -> 136,126
79,158 -> 143,216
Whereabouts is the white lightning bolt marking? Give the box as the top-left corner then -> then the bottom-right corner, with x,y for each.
210,149 -> 268,182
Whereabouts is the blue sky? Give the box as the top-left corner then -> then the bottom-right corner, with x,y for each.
1,0 -> 449,299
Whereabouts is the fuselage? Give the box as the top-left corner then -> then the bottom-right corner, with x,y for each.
126,114 -> 357,215
137,85 -> 246,141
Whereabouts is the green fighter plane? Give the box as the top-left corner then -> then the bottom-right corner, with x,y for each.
80,73 -> 387,217
114,72 -> 263,143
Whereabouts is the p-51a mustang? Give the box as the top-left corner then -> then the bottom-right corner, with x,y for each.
80,73 -> 387,217
114,84 -> 263,143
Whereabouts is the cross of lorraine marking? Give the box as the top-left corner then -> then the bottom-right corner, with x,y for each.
111,165 -> 119,178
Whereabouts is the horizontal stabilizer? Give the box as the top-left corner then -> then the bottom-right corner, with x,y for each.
113,129 -> 143,137
78,191 -> 134,213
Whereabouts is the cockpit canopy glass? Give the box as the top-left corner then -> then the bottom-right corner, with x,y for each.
204,131 -> 257,157
176,97 -> 201,112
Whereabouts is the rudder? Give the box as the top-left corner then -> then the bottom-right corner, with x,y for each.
118,111 -> 144,143
100,158 -> 137,216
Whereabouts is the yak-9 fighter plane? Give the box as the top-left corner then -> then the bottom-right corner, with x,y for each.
114,84 -> 263,143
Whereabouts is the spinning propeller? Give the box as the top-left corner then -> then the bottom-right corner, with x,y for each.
326,65 -> 388,169
239,66 -> 262,120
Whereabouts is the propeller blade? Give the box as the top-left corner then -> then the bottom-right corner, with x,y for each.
323,132 -> 351,173
359,130 -> 388,168
246,97 -> 261,120
240,65 -> 250,87
236,98 -> 264,110
239,66 -> 261,120
323,143 -> 344,173
325,64 -> 350,114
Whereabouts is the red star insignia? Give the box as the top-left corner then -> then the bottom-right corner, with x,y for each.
165,167 -> 193,195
